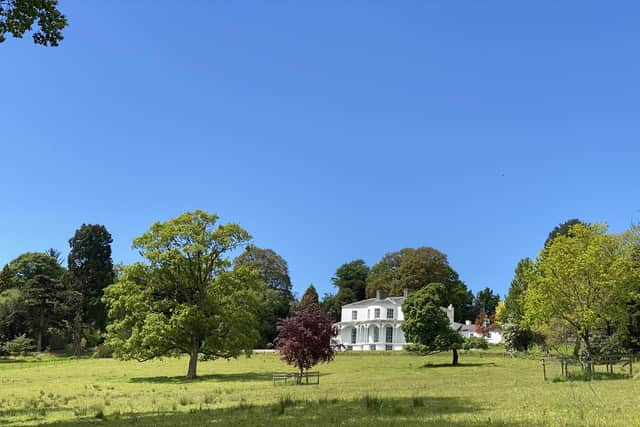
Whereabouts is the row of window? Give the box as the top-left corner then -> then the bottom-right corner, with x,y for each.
351,308 -> 394,320
346,345 -> 394,351
350,327 -> 394,344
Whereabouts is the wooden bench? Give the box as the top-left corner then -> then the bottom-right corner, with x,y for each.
272,371 -> 320,385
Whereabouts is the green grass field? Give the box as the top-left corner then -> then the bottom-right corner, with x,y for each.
0,350 -> 637,426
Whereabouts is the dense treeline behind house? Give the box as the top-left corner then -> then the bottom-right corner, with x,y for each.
0,218 -> 498,355
5,212 -> 637,362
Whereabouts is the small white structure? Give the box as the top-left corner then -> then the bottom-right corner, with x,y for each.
458,320 -> 503,344
333,289 -> 455,351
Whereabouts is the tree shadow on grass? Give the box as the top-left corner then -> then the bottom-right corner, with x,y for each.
36,395 -> 549,427
129,371 -> 274,383
420,362 -> 497,369
130,371 -> 332,384
551,371 -> 631,382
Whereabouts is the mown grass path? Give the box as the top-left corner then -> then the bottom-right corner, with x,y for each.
0,350 -> 638,426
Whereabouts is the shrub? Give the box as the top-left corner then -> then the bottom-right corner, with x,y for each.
463,336 -> 488,350
92,343 -> 114,358
1,335 -> 34,356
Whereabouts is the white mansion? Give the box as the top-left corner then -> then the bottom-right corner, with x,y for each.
333,289 -> 499,351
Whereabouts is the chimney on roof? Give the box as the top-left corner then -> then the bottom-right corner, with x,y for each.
465,320 -> 471,326
403,288 -> 408,298
376,289 -> 383,300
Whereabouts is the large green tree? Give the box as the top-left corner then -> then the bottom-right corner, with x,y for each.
524,223 -> 637,358
367,247 -> 472,321
402,283 -> 464,365
0,0 -> 67,45
332,260 -> 369,301
233,246 -> 293,347
68,224 -> 114,355
0,252 -> 66,351
233,246 -> 293,300
103,210 -> 264,379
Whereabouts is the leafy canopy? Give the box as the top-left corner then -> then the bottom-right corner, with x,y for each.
524,223 -> 638,357
402,283 -> 463,365
103,210 -> 263,379
368,247 -> 472,321
332,260 -> 369,301
0,0 -> 67,46
276,302 -> 335,378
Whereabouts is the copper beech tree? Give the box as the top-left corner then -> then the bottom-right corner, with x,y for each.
276,302 -> 335,382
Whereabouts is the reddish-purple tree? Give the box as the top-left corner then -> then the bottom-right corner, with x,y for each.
276,303 -> 335,382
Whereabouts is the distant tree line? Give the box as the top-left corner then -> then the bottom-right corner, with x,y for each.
1,209 -> 499,379
322,249 -> 499,324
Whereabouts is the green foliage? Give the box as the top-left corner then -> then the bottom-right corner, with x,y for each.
544,218 -> 584,247
234,246 -> 293,300
0,252 -> 67,352
502,258 -> 534,324
233,246 -> 293,347
332,260 -> 369,301
0,289 -> 25,345
0,0 -> 67,45
462,336 -> 488,350
1,334 -> 34,355
103,210 -> 263,379
367,247 -> 472,321
472,287 -> 500,316
524,223 -> 638,357
22,273 -> 65,352
68,224 -> 114,331
299,284 -> 319,307
322,287 -> 356,322
502,322 -> 535,353
402,284 -> 463,365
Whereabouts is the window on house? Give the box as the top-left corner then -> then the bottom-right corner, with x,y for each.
385,345 -> 393,351
373,327 -> 379,342
386,308 -> 394,319
386,327 -> 393,343
352,310 -> 357,320
369,345 -> 376,351
374,308 -> 380,319
351,328 -> 357,344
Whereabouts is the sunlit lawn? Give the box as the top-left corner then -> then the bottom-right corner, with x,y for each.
0,349 -> 638,426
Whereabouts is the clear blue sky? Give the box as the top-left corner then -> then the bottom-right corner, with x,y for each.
2,1 -> 639,300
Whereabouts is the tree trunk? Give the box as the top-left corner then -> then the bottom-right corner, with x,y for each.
298,366 -> 304,385
36,310 -> 44,353
73,313 -> 83,356
187,338 -> 199,379
36,330 -> 42,353
452,348 -> 459,366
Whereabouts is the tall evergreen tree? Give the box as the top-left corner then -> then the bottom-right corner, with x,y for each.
67,224 -> 114,355
299,284 -> 319,307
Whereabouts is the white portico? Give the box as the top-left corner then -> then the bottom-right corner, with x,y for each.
333,289 -> 455,351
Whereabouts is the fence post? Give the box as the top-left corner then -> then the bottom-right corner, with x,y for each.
541,358 -> 546,381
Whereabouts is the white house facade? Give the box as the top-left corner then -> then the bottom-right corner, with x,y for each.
333,290 -> 455,351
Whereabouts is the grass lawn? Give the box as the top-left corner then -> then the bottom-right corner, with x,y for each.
0,349 -> 638,426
